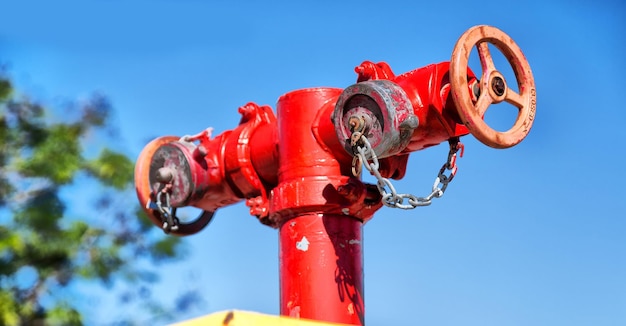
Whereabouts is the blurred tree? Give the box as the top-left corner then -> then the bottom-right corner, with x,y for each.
0,71 -> 199,325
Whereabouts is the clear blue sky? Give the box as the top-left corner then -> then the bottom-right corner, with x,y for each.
1,0 -> 625,325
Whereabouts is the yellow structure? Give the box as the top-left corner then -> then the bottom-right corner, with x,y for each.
172,310 -> 351,326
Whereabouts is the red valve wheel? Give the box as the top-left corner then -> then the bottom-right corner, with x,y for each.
135,136 -> 214,236
450,25 -> 536,148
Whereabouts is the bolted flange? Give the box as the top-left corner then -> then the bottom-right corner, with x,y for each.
149,143 -> 196,207
332,80 -> 418,159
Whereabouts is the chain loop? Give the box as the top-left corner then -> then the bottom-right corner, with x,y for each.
155,185 -> 180,233
351,134 -> 463,210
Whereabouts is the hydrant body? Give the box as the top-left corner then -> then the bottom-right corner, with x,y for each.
274,88 -> 372,323
134,25 -> 536,325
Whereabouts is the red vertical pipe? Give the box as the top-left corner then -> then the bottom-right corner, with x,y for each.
280,213 -> 363,324
274,88 -> 365,325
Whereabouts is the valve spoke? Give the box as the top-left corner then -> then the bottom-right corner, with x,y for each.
505,89 -> 525,109
475,91 -> 494,117
476,41 -> 496,76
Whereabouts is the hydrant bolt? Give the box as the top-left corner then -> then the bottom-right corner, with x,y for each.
194,145 -> 208,159
348,116 -> 359,130
155,167 -> 174,183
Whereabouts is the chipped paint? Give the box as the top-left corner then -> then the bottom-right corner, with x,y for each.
347,303 -> 355,315
348,239 -> 361,245
296,236 -> 310,251
289,305 -> 301,318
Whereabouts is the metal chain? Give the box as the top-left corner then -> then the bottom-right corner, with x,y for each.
351,134 -> 463,209
155,185 -> 179,233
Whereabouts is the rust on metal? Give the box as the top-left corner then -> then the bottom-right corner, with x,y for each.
450,25 -> 536,148
135,24 -> 536,325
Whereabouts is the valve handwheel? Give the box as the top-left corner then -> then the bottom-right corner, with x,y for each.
135,136 -> 214,236
450,25 -> 536,148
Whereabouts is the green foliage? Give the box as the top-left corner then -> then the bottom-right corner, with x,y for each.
0,73 -> 197,324
85,149 -> 135,190
14,188 -> 65,235
47,302 -> 82,326
0,290 -> 19,326
0,79 -> 11,101
151,236 -> 182,260
17,124 -> 82,184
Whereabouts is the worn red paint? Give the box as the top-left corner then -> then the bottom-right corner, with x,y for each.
273,89 -> 371,324
135,66 -> 475,324
134,24 -> 536,326
135,66 -> 477,323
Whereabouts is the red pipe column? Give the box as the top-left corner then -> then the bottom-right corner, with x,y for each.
272,88 -> 365,325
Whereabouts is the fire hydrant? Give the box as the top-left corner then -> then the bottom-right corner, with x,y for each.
134,25 -> 536,325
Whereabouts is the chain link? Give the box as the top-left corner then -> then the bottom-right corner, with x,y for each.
154,185 -> 179,233
351,133 -> 463,210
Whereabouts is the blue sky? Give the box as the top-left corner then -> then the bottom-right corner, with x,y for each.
1,0 -> 625,325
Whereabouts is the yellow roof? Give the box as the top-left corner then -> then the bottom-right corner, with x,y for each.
172,310 -> 351,326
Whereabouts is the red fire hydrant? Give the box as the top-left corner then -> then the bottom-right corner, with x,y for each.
134,25 -> 536,325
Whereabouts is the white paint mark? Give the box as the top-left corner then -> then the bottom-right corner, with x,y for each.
341,208 -> 350,215
296,236 -> 310,251
290,305 -> 301,318
347,302 -> 355,315
348,239 -> 361,245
